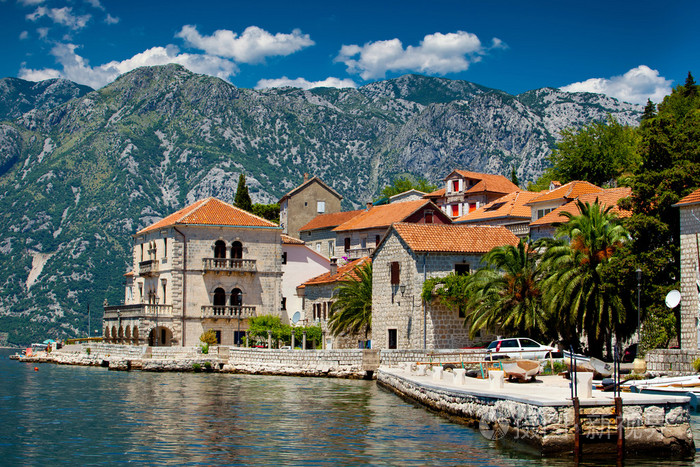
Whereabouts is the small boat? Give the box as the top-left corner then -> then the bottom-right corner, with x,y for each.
563,352 -> 613,379
629,386 -> 699,411
589,357 -> 613,378
501,359 -> 541,381
625,375 -> 700,389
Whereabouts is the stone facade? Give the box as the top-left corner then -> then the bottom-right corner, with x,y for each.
678,202 -> 700,349
372,230 -> 493,350
647,349 -> 700,375
300,227 -> 338,259
279,176 -> 342,239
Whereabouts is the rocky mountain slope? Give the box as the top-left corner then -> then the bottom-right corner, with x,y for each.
0,64 -> 641,344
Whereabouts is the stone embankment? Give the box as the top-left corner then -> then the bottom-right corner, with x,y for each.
378,366 -> 695,457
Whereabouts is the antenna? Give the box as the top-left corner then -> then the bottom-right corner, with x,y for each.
665,290 -> 681,309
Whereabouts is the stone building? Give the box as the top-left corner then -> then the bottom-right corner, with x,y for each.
298,209 -> 364,259
371,222 -> 519,350
298,257 -> 371,349
279,174 -> 342,239
455,190 -> 539,238
423,170 -> 520,218
333,199 -> 451,260
674,188 -> 700,349
103,197 -> 283,347
281,234 -> 330,325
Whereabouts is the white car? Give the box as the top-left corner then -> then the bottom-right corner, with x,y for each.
485,338 -> 556,360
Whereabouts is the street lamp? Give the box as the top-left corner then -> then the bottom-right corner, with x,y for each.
636,268 -> 642,344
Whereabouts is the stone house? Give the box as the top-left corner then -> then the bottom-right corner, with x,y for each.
423,170 -> 520,218
279,174 -> 342,239
297,209 -> 364,259
281,234 -> 330,326
103,197 -> 283,347
673,188 -> 700,349
528,187 -> 632,240
454,190 -> 540,238
333,199 -> 451,260
298,257 -> 371,349
371,222 -> 519,350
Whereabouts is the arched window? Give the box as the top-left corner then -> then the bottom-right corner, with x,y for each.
231,241 -> 243,259
231,288 -> 243,307
214,240 -> 227,259
213,287 -> 226,307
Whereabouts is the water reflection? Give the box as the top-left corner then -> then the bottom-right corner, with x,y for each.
0,350 -> 698,466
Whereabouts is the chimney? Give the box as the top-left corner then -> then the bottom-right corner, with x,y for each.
366,202 -> 373,210
303,173 -> 309,182
330,257 -> 338,276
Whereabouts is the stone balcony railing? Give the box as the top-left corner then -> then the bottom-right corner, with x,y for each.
138,259 -> 159,277
345,247 -> 374,260
104,303 -> 173,319
201,305 -> 256,319
505,223 -> 530,237
202,258 -> 257,273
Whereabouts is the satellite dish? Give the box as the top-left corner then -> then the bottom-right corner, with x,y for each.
665,290 -> 681,309
291,311 -> 301,324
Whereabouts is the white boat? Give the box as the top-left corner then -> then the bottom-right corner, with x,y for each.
625,375 -> 700,389
501,359 -> 541,381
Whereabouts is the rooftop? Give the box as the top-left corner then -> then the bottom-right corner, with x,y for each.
300,257 -> 370,287
390,222 -> 519,254
674,187 -> 700,207
530,187 -> 633,227
333,199 -> 444,232
526,180 -> 603,205
456,191 -> 540,223
299,209 -> 364,232
279,175 -> 342,203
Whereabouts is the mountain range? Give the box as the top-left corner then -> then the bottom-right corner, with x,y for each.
0,64 -> 641,344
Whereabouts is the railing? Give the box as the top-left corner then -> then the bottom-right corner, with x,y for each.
506,223 -> 531,237
104,304 -> 173,319
139,259 -> 159,276
346,247 -> 374,260
202,258 -> 257,273
201,305 -> 256,319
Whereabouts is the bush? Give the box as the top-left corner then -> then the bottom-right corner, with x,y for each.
204,361 -> 212,371
86,347 -> 91,356
192,363 -> 202,372
200,330 -> 218,346
693,358 -> 700,373
201,343 -> 209,355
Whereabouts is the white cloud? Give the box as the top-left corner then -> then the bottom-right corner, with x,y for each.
84,0 -> 104,10
335,31 -> 504,80
19,43 -> 238,89
37,27 -> 48,38
19,30 -> 29,40
176,25 -> 314,64
255,76 -> 357,90
26,6 -> 91,30
561,65 -> 673,105
104,14 -> 119,24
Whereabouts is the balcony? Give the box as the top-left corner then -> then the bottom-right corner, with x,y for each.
104,304 -> 173,319
139,259 -> 159,277
346,247 -> 374,260
202,258 -> 257,274
201,305 -> 256,319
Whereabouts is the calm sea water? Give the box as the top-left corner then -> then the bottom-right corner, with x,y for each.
0,349 -> 698,466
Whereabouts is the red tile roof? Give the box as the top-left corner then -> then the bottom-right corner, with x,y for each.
526,181 -> 603,205
674,188 -> 700,207
299,209 -> 364,232
333,199 -> 442,232
301,257 -> 370,286
455,191 -> 540,223
137,197 -> 278,235
530,188 -> 632,226
281,234 -> 305,245
391,222 -> 519,254
423,187 -> 446,198
449,170 -> 520,195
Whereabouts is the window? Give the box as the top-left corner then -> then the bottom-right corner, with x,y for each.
214,330 -> 222,345
282,252 -> 287,265
451,204 -> 459,217
537,208 -> 554,219
452,180 -> 460,192
233,331 -> 245,346
214,240 -> 226,259
361,237 -> 367,249
390,262 -> 400,285
138,283 -> 143,301
281,297 -> 287,311
231,288 -> 242,307
519,339 -> 540,348
213,288 -> 226,307
161,280 -> 167,304
317,201 -> 325,213
425,211 -> 433,224
485,202 -> 505,212
388,329 -> 398,349
375,235 -> 380,246
455,264 -> 470,276
163,237 -> 167,258
344,237 -> 351,252
316,242 -> 321,252
231,241 -> 243,259
328,240 -> 334,257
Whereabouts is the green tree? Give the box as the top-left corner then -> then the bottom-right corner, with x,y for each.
200,329 -> 218,346
460,238 -> 550,340
546,115 -> 639,187
684,71 -> 697,98
510,166 -> 519,188
641,99 -> 656,122
234,173 -> 253,212
328,261 -> 372,340
251,202 -> 280,223
540,200 -> 630,357
378,175 -> 437,201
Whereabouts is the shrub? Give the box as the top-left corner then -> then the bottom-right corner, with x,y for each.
204,361 -> 212,371
192,363 -> 202,372
693,358 -> 700,373
86,347 -> 91,356
201,343 -> 209,355
200,330 -> 218,346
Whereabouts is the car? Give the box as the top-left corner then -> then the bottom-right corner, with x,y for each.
485,338 -> 556,360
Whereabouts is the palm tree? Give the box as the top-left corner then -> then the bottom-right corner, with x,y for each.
463,237 -> 551,340
328,261 -> 372,341
540,200 -> 630,358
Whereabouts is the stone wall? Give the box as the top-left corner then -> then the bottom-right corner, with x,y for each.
647,349 -> 700,375
284,180 -> 342,239
678,204 -> 700,349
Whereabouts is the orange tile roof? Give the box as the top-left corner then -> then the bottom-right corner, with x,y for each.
301,257 -> 370,286
456,191 -> 540,223
124,271 -> 134,277
449,170 -> 520,195
391,223 -> 519,254
674,188 -> 700,207
526,181 -> 603,205
333,200 -> 443,232
299,209 -> 365,232
281,234 -> 305,245
137,197 -> 278,235
530,188 -> 632,226
423,187 -> 446,198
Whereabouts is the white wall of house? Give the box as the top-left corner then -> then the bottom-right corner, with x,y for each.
282,243 -> 330,325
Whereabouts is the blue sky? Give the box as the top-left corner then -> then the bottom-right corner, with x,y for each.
1,0 -> 697,104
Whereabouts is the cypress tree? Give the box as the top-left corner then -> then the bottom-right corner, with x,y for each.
510,166 -> 519,187
234,174 -> 253,212
683,71 -> 697,97
641,99 -> 656,122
